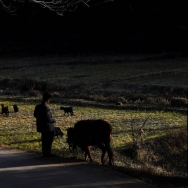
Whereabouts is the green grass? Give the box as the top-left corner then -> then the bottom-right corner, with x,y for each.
0,100 -> 186,155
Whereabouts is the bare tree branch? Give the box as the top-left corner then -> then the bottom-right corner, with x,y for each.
0,0 -> 114,16
0,0 -> 17,14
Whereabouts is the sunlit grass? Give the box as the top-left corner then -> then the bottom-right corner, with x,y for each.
0,100 -> 186,156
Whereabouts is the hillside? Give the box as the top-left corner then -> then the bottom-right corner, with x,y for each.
0,55 -> 187,112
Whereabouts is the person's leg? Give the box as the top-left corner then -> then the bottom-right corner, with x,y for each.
42,132 -> 54,157
41,132 -> 48,156
47,131 -> 54,155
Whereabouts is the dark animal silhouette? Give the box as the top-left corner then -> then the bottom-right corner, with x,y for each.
54,127 -> 64,138
13,105 -> 19,112
60,106 -> 74,116
1,104 -> 9,115
67,119 -> 113,165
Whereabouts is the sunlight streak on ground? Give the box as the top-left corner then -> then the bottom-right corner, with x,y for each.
0,162 -> 86,172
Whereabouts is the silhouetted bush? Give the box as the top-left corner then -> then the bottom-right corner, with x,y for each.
171,97 -> 188,107
27,90 -> 41,97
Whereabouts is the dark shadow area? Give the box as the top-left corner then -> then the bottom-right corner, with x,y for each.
0,147 -> 84,168
0,0 -> 188,57
0,147 -> 155,188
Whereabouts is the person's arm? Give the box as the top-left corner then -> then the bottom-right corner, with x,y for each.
46,109 -> 56,123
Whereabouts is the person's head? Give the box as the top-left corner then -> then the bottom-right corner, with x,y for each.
42,92 -> 51,104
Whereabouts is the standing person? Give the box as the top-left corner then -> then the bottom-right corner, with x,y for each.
34,92 -> 56,157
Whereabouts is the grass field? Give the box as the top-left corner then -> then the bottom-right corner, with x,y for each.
0,54 -> 187,187
0,54 -> 188,89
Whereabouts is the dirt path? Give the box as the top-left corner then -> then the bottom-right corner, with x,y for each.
0,147 -> 156,188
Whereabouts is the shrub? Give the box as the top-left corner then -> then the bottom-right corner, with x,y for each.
27,90 -> 41,97
157,97 -> 170,105
171,97 -> 188,107
138,129 -> 187,175
21,79 -> 37,91
51,92 -> 61,98
145,97 -> 157,104
118,97 -> 129,104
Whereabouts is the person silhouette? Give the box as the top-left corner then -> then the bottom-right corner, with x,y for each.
34,92 -> 56,157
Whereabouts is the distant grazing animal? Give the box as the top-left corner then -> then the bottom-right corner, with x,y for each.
13,105 -> 19,112
54,127 -> 64,138
1,104 -> 9,115
67,119 -> 113,165
60,106 -> 74,116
